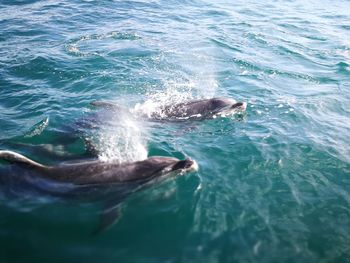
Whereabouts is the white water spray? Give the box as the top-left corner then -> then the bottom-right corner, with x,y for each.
87,112 -> 148,163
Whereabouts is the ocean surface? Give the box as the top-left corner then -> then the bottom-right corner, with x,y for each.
1,0 -> 350,262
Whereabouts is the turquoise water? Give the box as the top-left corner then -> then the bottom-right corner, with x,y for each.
1,0 -> 350,262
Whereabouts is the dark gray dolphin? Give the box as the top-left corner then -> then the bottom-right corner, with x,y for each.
0,150 -> 197,185
91,97 -> 247,122
149,97 -> 247,121
0,150 -> 198,233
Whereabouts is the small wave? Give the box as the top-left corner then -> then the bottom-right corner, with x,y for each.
65,31 -> 142,57
232,57 -> 324,83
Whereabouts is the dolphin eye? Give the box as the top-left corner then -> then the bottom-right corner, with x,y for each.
231,102 -> 244,109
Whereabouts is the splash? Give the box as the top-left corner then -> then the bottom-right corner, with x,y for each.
24,117 -> 49,138
132,74 -> 218,118
133,85 -> 194,118
87,112 -> 148,163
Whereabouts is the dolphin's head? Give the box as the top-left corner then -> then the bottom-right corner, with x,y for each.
135,156 -> 198,182
210,98 -> 247,116
169,158 -> 198,173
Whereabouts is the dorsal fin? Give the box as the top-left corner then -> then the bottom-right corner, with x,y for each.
0,150 -> 47,169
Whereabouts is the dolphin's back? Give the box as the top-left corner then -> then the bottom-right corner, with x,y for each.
156,98 -> 234,119
0,150 -> 125,184
48,161 -> 145,184
157,99 -> 209,119
0,150 -> 47,169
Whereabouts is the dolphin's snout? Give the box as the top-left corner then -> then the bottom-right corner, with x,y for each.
231,102 -> 247,111
172,158 -> 198,172
183,158 -> 198,171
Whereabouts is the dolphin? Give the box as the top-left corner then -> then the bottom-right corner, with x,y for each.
0,150 -> 198,232
46,97 -> 246,157
0,150 -> 197,185
148,97 -> 247,121
91,97 -> 247,122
